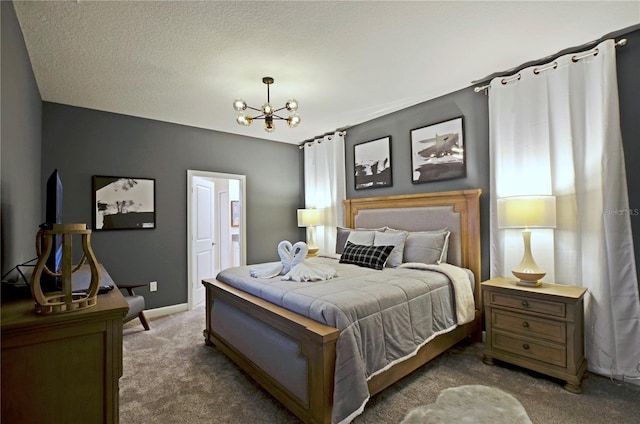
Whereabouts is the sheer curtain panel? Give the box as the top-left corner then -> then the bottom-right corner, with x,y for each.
489,39 -> 640,381
303,132 -> 346,255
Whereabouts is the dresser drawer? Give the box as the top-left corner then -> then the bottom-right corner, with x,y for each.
489,292 -> 566,317
493,310 -> 566,343
493,331 -> 567,367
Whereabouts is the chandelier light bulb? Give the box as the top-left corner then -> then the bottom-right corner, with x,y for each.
264,118 -> 275,133
287,113 -> 301,128
236,113 -> 253,126
286,99 -> 299,112
261,102 -> 274,115
233,99 -> 247,112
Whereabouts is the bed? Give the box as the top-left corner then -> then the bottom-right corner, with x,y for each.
202,189 -> 482,424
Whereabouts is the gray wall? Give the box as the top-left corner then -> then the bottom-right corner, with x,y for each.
41,103 -> 303,308
344,88 -> 491,280
1,1 -> 42,276
344,27 -> 640,284
617,28 -> 640,288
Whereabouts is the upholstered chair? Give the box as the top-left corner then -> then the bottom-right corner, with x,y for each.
118,282 -> 150,330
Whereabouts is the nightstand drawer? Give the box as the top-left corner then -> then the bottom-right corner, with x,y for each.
493,331 -> 567,367
489,292 -> 566,317
492,310 -> 566,343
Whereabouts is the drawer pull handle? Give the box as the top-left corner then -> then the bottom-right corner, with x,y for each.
522,321 -> 530,328
523,344 -> 530,350
522,300 -> 529,307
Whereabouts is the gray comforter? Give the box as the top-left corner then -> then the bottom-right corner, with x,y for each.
216,256 -> 472,423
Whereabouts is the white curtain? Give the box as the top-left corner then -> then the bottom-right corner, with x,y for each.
489,39 -> 640,380
303,132 -> 346,255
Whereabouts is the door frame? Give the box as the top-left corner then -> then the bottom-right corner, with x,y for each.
187,170 -> 246,309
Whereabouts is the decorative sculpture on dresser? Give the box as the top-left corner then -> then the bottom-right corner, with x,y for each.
31,223 -> 101,314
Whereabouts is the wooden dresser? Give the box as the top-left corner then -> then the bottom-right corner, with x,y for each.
482,277 -> 587,393
1,267 -> 129,423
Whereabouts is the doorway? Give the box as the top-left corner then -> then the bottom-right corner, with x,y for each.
187,170 -> 246,309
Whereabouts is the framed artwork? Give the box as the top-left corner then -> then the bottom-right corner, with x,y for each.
231,201 -> 240,227
354,136 -> 392,190
410,117 -> 466,184
92,176 -> 156,231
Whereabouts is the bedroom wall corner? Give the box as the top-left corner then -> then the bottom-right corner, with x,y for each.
0,1 -> 43,276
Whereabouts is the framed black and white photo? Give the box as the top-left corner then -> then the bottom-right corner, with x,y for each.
354,136 -> 392,190
92,176 -> 156,231
411,117 -> 465,184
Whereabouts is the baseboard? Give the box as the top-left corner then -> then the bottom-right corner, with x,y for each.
144,303 -> 189,320
623,376 -> 640,387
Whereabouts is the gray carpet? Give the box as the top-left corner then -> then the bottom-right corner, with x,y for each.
120,304 -> 640,423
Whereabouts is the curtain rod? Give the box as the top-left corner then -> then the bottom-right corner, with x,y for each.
299,129 -> 348,149
473,36 -> 630,94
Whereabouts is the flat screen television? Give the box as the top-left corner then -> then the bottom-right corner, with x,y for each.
41,169 -> 63,291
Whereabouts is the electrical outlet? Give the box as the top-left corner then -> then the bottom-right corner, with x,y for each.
149,281 -> 158,292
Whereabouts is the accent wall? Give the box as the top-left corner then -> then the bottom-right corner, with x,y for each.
40,103 -> 303,309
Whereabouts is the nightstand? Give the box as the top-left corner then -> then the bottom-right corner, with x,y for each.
482,277 -> 587,393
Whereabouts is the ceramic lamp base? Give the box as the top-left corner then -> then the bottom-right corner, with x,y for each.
511,270 -> 546,287
511,229 -> 545,287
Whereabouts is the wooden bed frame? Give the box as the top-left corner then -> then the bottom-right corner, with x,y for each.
203,189 -> 482,424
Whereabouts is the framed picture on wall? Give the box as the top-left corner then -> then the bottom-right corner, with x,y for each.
354,136 -> 392,190
410,117 -> 465,184
231,201 -> 240,227
92,176 -> 156,231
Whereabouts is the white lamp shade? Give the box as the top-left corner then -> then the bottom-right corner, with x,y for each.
497,195 -> 556,229
297,208 -> 321,227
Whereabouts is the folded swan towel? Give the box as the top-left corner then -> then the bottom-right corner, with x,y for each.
250,240 -> 337,281
281,261 -> 338,282
249,240 -> 308,278
279,240 -> 307,274
248,262 -> 283,279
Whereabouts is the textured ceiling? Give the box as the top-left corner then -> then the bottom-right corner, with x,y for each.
13,1 -> 640,145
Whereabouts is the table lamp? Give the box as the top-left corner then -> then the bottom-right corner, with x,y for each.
497,195 -> 556,287
297,208 -> 321,257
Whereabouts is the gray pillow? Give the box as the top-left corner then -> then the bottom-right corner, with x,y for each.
374,230 -> 408,267
336,227 -> 351,254
403,229 -> 450,264
335,227 -> 385,254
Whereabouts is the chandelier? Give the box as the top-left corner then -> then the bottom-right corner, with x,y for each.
233,77 -> 300,133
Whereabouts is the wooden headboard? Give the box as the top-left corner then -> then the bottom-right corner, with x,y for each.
343,189 -> 482,308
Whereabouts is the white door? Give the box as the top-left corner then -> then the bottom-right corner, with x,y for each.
192,177 -> 216,306
219,191 -> 231,270
187,170 -> 246,310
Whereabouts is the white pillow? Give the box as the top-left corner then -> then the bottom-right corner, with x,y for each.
336,226 -> 385,254
439,231 -> 451,263
374,230 -> 408,267
346,230 -> 375,246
